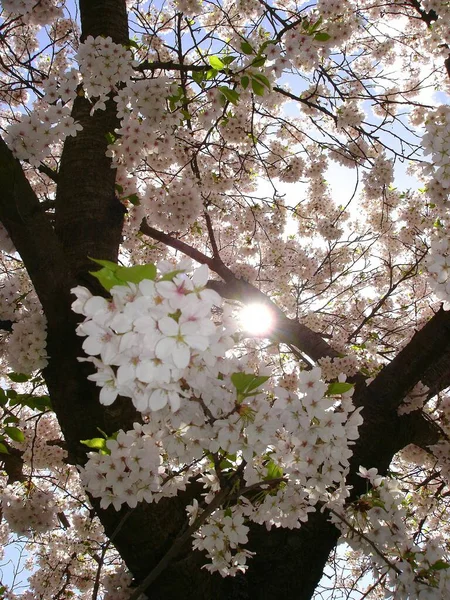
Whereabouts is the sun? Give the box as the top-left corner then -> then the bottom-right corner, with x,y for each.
239,303 -> 275,336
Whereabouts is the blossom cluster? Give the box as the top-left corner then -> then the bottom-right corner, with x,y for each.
77,265 -> 363,575
422,106 -> 450,193
1,0 -> 63,25
76,36 -> 137,113
191,505 -> 253,577
72,261 -> 228,413
5,106 -> 82,167
1,484 -> 57,536
82,423 -> 163,511
426,234 -> 450,308
332,468 -> 450,599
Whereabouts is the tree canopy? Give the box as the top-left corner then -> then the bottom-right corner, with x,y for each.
1,0 -> 450,598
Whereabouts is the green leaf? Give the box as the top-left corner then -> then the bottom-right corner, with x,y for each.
4,416 -> 20,425
81,438 -> 108,451
0,442 -> 9,454
326,382 -> 354,396
115,264 -> 157,284
89,257 -> 119,270
206,68 -> 218,80
0,389 -> 7,406
308,16 -> 323,33
29,395 -> 52,411
251,72 -> 271,89
105,132 -> 116,144
240,75 -> 249,89
209,56 -> 225,70
115,183 -> 124,194
314,32 -> 331,42
4,426 -> 24,443
90,268 -> 122,292
159,269 -> 185,281
218,86 -> 240,106
222,55 -> 237,65
264,459 -> 283,481
231,372 -> 269,395
7,372 -> 30,383
6,389 -> 17,399
127,39 -> 140,50
126,193 -> 140,206
240,41 -> 254,55
251,79 -> 266,96
430,560 -> 450,571
251,56 -> 266,68
192,70 -> 205,85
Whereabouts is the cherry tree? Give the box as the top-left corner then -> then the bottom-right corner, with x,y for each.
1,0 -> 450,598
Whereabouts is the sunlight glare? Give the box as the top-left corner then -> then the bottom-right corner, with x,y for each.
239,304 -> 274,336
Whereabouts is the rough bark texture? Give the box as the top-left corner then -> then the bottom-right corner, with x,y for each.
1,2 -> 450,599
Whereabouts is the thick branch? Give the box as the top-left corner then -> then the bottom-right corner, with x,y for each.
354,308 -> 450,412
0,136 -> 70,322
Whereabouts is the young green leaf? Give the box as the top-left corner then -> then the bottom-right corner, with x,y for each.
192,70 -> 205,85
326,382 -> 354,396
88,257 -> 119,270
209,56 -> 225,70
4,426 -> 25,443
115,263 -> 157,284
231,372 -> 269,395
90,268 -> 122,292
7,372 -> 30,383
218,86 -> 240,106
81,438 -> 108,451
0,442 -> 9,454
206,68 -> 218,80
251,56 -> 266,68
251,72 -> 271,89
241,75 -> 250,89
251,79 -> 266,96
4,415 -> 20,425
430,560 -> 450,571
222,55 -> 237,65
314,32 -> 331,42
240,41 -> 254,55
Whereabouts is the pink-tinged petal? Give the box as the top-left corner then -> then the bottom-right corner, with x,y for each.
79,320 -> 106,336
136,360 -> 157,383
155,280 -> 176,298
119,331 -> 139,352
181,296 -> 212,317
172,343 -> 190,369
185,334 -> 208,351
134,393 -> 151,413
71,286 -> 93,313
82,336 -> 103,356
149,389 -> 168,411
158,316 -> 179,336
139,279 -> 157,296
181,320 -> 215,336
155,337 -> 175,360
110,313 -> 132,333
168,390 -> 181,412
133,315 -> 157,334
99,386 -> 118,406
116,363 -> 135,385
84,296 -> 109,317
192,264 -> 209,287
101,342 -> 120,365
199,289 -> 222,306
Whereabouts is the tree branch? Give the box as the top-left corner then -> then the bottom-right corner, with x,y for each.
140,220 -> 339,362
